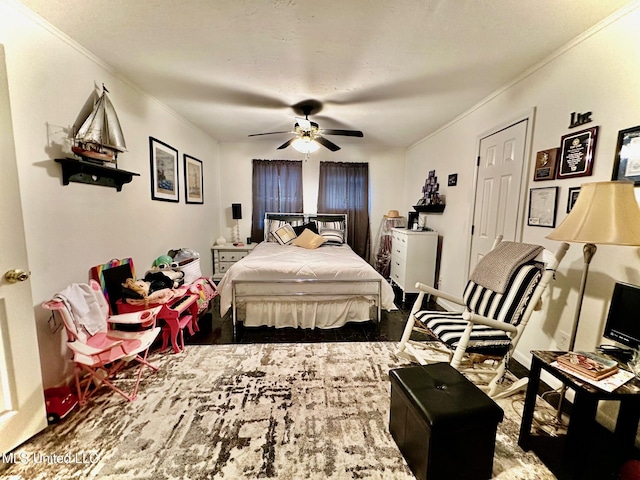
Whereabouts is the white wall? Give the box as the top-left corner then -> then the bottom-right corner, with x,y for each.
0,1 -> 221,387
405,4 -> 640,367
218,142 -> 406,252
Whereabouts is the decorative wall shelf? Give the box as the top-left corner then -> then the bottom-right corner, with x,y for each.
55,158 -> 139,191
413,204 -> 446,213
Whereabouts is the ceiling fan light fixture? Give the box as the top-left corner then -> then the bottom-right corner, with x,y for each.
292,136 -> 320,154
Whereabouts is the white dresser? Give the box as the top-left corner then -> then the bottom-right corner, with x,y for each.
390,228 -> 438,301
211,243 -> 256,281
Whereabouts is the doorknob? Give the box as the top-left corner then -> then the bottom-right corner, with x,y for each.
4,269 -> 30,283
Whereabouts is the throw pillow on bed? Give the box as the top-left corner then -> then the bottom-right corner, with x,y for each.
319,227 -> 344,245
293,222 -> 318,236
291,228 -> 327,249
272,223 -> 297,245
266,218 -> 304,242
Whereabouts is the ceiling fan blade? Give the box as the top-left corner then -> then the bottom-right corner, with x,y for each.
321,129 -> 364,137
277,138 -> 296,150
315,136 -> 341,152
248,130 -> 292,137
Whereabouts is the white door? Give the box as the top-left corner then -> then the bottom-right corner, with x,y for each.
0,44 -> 47,454
469,119 -> 529,271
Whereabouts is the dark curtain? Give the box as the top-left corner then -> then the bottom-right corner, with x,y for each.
318,161 -> 370,260
251,159 -> 303,242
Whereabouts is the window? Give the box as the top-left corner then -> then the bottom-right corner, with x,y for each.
318,161 -> 370,259
251,159 -> 303,242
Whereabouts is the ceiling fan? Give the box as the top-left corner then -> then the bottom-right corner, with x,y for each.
248,103 -> 364,153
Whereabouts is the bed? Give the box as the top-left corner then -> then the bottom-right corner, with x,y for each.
217,213 -> 397,330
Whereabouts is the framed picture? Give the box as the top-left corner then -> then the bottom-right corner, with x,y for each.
533,148 -> 559,181
611,125 -> 640,185
528,186 -> 558,228
567,186 -> 581,213
184,154 -> 204,204
557,126 -> 598,179
149,137 -> 179,202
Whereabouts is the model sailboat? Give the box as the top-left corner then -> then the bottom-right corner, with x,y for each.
72,85 -> 126,163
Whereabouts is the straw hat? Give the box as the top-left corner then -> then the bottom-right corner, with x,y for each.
384,209 -> 402,218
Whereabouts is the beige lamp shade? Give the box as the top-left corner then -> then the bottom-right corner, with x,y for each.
546,181 -> 640,245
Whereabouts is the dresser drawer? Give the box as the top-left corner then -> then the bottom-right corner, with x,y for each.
219,251 -> 248,262
218,262 -> 234,274
392,240 -> 407,260
392,232 -> 408,255
392,230 -> 408,245
390,255 -> 406,285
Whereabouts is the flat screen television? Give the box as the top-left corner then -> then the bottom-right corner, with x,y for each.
603,281 -> 640,350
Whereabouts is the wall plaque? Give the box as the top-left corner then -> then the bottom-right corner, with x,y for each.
533,148 -> 559,181
557,126 -> 598,179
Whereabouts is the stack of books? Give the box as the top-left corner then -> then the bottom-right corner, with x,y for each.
557,351 -> 619,380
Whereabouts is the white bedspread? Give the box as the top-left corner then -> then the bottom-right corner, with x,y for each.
218,242 -> 396,317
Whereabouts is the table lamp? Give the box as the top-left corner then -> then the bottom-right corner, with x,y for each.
232,203 -> 242,245
546,181 -> 640,352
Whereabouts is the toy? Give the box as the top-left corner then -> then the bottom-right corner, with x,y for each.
153,255 -> 173,269
44,386 -> 78,424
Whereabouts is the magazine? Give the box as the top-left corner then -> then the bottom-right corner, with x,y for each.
556,351 -> 618,380
552,361 -> 634,392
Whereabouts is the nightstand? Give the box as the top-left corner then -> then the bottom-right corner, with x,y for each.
211,243 -> 256,281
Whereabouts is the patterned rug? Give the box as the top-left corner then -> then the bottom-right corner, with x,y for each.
1,343 -> 555,479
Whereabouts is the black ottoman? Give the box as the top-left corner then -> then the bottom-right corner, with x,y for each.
389,363 -> 504,480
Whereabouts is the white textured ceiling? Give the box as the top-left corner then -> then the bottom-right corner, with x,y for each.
17,0 -> 635,149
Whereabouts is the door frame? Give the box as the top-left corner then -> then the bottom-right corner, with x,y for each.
464,107 -> 536,277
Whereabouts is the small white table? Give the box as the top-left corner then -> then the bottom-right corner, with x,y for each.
211,243 -> 256,280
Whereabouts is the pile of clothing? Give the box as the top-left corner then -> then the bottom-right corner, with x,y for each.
120,248 -> 202,307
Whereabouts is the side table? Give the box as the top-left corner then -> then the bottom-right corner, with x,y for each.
518,350 -> 640,479
211,243 -> 256,281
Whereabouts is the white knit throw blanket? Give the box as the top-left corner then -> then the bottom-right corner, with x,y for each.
470,241 -> 543,294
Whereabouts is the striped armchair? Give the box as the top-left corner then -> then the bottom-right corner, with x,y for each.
396,236 -> 568,398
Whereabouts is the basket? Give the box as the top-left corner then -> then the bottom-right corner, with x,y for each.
176,258 -> 202,285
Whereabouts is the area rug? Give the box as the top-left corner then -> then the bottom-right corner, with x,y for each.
1,342 -> 554,479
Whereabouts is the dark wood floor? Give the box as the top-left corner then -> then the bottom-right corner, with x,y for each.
185,285 -> 432,346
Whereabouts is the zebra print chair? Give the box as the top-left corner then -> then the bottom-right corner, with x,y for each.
396,236 -> 568,398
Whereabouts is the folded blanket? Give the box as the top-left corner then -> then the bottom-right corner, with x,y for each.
470,241 -> 543,294
55,283 -> 107,336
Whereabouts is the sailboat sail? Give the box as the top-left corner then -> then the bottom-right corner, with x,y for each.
73,85 -> 126,162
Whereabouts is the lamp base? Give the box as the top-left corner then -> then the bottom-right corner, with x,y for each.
233,220 -> 240,245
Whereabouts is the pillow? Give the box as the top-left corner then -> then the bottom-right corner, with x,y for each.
272,224 -> 297,245
293,222 -> 318,236
291,229 -> 327,249
265,218 -> 304,242
319,228 -> 344,245
314,220 -> 345,231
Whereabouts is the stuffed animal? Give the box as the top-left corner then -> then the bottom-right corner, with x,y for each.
153,255 -> 174,269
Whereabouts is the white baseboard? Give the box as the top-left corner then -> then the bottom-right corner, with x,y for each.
435,298 -> 463,313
